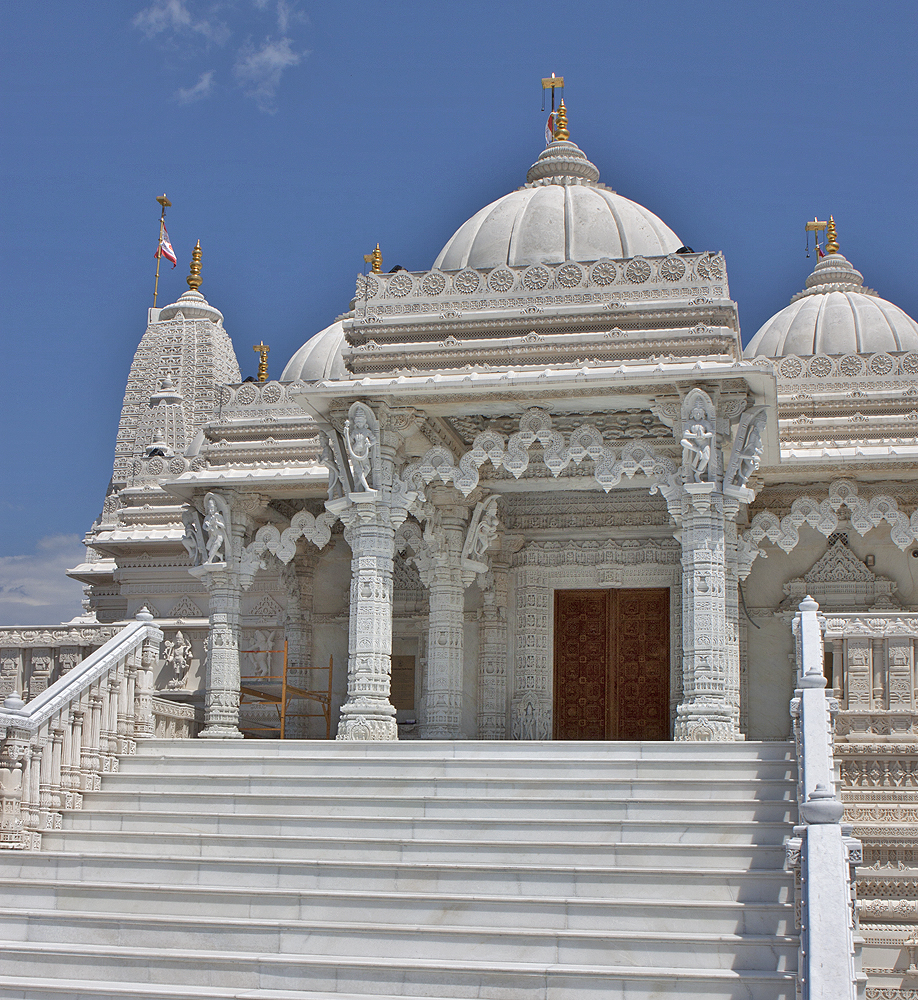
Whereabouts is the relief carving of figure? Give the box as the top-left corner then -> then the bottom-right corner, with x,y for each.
344,407 -> 374,493
321,433 -> 345,501
181,507 -> 205,566
246,630 -> 276,678
166,630 -> 192,690
727,412 -> 765,489
681,405 -> 714,482
202,493 -> 232,564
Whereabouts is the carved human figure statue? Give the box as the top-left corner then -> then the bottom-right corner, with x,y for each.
732,418 -> 764,488
202,494 -> 229,564
681,406 -> 714,482
344,408 -> 374,493
181,507 -> 205,565
321,433 -> 345,501
469,501 -> 500,562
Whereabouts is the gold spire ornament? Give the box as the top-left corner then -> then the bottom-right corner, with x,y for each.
186,240 -> 203,291
363,244 -> 383,274
825,216 -> 839,255
553,99 -> 570,141
253,342 -> 270,382
804,218 -> 827,258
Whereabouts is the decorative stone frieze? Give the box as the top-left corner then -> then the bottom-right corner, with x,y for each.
743,479 -> 918,574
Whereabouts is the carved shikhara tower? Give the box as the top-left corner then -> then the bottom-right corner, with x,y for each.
45,119 -> 918,993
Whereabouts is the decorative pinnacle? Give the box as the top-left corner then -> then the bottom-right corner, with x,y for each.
553,100 -> 569,141
366,243 -> 382,274
253,342 -> 270,382
186,240 -> 203,291
825,217 -> 839,255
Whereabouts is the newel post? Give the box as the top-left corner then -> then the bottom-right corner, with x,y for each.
0,699 -> 28,849
787,596 -> 862,1000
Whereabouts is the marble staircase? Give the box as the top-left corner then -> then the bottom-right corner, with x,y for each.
0,740 -> 799,1000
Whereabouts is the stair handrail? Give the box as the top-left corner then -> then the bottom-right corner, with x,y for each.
0,612 -> 162,850
787,596 -> 864,1000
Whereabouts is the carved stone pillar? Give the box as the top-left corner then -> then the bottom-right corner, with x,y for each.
511,564 -> 552,740
198,567 -> 244,739
281,551 -> 317,738
419,488 -> 471,739
723,497 -> 742,736
477,557 -> 509,740
674,483 -> 736,740
324,402 -> 415,741
337,498 -> 399,740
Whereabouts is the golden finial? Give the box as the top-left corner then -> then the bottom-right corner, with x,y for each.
554,99 -> 569,141
186,240 -> 203,291
363,243 -> 383,274
253,342 -> 270,382
825,216 -> 839,255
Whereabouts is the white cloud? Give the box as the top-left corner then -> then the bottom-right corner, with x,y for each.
0,535 -> 87,626
234,36 -> 304,111
133,1 -> 230,45
176,70 -> 216,104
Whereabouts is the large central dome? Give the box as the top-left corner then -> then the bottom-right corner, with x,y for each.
434,138 -> 683,270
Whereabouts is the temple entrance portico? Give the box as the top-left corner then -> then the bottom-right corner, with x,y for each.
289,358 -> 777,742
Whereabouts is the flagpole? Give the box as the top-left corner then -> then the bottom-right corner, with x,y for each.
153,194 -> 171,307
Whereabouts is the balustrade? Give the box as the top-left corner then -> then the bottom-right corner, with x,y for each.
824,612 -> 918,738
0,613 -> 164,850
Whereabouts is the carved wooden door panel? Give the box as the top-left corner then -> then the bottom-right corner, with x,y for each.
553,588 -> 670,740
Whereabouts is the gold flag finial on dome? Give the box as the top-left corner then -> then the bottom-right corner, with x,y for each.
554,99 -> 570,141
253,341 -> 270,382
826,217 -> 839,255
363,243 -> 383,274
186,240 -> 203,291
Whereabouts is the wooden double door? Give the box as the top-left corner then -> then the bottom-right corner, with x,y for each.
553,588 -> 671,740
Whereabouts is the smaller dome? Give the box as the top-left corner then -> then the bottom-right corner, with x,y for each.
281,320 -> 347,382
745,252 -> 918,358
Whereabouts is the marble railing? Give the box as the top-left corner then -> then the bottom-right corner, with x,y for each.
787,597 -> 864,999
0,613 -> 162,850
0,623 -> 121,702
824,612 -> 918,738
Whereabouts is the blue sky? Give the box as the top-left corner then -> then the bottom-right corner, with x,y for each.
2,1 -> 917,623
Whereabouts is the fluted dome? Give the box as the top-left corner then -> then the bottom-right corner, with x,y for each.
434,140 -> 682,270
281,320 -> 347,382
745,252 -> 918,358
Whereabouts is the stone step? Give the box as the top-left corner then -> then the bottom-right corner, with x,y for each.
0,908 -> 798,970
0,866 -> 793,908
36,829 -> 790,866
55,808 -> 794,844
66,793 -> 796,823
0,887 -> 794,933
0,972 -> 798,1000
131,738 -> 795,760
0,942 -> 799,998
96,771 -> 796,800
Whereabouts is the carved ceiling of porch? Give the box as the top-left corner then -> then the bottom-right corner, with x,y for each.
503,489 -> 672,533
445,409 -> 673,447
